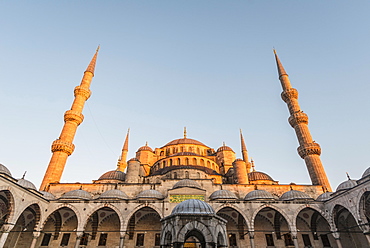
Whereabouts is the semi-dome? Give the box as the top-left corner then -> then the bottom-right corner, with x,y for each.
137,145 -> 153,152
60,189 -> 92,200
173,179 -> 202,190
217,145 -> 234,153
99,189 -> 129,200
244,190 -> 276,201
17,178 -> 37,190
172,199 -> 214,215
0,164 -> 12,177
316,192 -> 332,202
209,190 -> 238,200
336,180 -> 357,192
164,138 -> 207,147
248,171 -> 274,181
362,167 -> 370,179
137,189 -> 164,200
98,170 -> 125,181
40,191 -> 56,200
280,190 -> 313,201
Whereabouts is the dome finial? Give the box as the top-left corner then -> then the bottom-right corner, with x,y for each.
145,141 -> 148,146
22,171 -> 27,179
184,127 -> 187,138
223,141 -> 225,146
346,172 -> 351,180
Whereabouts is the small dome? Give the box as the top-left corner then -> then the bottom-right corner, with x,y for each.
244,190 -> 276,201
362,167 -> 370,179
217,145 -> 234,153
60,189 -> 92,200
248,171 -> 274,181
98,170 -> 125,181
40,191 -> 56,200
280,190 -> 313,201
99,189 -> 129,200
164,138 -> 207,147
209,190 -> 237,200
171,152 -> 199,157
336,180 -> 357,192
172,199 -> 214,215
137,189 -> 164,200
0,164 -> 12,177
17,178 -> 37,190
128,158 -> 140,162
137,145 -> 153,152
316,192 -> 332,202
173,179 -> 202,190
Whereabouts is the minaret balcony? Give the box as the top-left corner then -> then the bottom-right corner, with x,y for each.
297,142 -> 321,158
64,110 -> 84,125
288,111 -> 309,127
74,85 -> 91,100
281,88 -> 298,103
51,140 -> 75,155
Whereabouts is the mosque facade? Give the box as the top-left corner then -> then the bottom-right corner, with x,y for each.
0,49 -> 369,248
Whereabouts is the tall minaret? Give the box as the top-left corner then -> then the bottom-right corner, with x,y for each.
273,50 -> 332,191
40,48 -> 99,190
240,129 -> 251,172
117,129 -> 130,172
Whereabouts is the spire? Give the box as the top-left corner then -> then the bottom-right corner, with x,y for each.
240,129 -> 247,151
85,45 -> 100,75
40,48 -> 98,191
273,49 -> 288,78
117,128 -> 130,172
184,127 -> 187,139
240,129 -> 251,172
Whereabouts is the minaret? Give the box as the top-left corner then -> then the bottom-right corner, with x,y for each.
40,47 -> 99,190
240,129 -> 251,172
117,129 -> 130,172
273,50 -> 332,191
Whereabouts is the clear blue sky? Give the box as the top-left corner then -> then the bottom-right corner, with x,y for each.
1,1 -> 369,191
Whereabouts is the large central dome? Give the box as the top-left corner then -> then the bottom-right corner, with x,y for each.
163,138 -> 207,147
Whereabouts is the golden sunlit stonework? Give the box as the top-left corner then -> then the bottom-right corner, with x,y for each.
0,49 -> 369,248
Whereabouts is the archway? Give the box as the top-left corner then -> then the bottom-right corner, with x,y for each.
125,207 -> 161,247
0,190 -> 13,229
4,203 -> 40,248
217,207 -> 248,247
38,207 -> 78,247
253,207 -> 290,247
184,229 -> 206,248
333,204 -> 368,248
296,207 -> 335,248
83,207 -> 121,247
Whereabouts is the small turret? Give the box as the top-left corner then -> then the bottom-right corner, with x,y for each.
125,158 -> 141,183
117,129 -> 130,172
232,159 -> 249,184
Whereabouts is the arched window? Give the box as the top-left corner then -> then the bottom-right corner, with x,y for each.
177,158 -> 181,165
185,171 -> 189,179
160,151 -> 164,156
193,158 -> 197,165
197,147 -> 200,154
200,159 -> 205,166
207,161 -> 211,168
169,159 -> 173,166
185,158 -> 189,166
189,147 -> 193,152
173,172 -> 177,179
197,172 -> 201,179
163,161 -> 166,168
181,146 -> 184,152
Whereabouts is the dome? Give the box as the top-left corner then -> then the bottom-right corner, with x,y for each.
128,158 -> 140,162
0,164 -> 12,177
173,179 -> 202,190
248,171 -> 274,181
170,152 -> 199,157
336,180 -> 357,192
217,145 -> 234,153
316,192 -> 332,202
98,170 -> 125,181
280,190 -> 313,201
137,145 -> 153,152
209,190 -> 238,200
40,191 -> 56,200
99,189 -> 129,200
362,167 -> 370,179
172,199 -> 214,215
60,189 -> 92,200
164,138 -> 207,147
137,189 -> 164,200
17,178 -> 37,190
244,190 -> 276,201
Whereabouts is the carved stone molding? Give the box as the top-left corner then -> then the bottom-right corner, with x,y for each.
288,111 -> 309,127
64,110 -> 84,125
74,86 -> 91,100
51,140 -> 75,156
297,142 -> 321,158
281,88 -> 298,103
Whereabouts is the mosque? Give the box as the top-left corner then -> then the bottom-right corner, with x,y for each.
0,48 -> 369,248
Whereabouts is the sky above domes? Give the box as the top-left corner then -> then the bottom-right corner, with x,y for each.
0,1 -> 369,190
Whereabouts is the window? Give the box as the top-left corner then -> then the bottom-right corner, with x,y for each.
302,234 -> 311,246
283,233 -> 294,246
98,233 -> 108,246
136,233 -> 145,246
229,233 -> 237,246
173,172 -> 177,179
60,233 -> 70,246
185,171 -> 189,179
320,234 -> 331,247
265,234 -> 274,246
80,233 -> 89,246
41,233 -> 52,246
155,233 -> 160,246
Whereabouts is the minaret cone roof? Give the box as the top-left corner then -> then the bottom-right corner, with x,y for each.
273,49 -> 288,78
86,45 -> 100,75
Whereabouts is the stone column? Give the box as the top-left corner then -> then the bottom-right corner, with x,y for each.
248,231 -> 255,248
119,235 -> 125,248
292,233 -> 299,248
363,231 -> 370,246
332,232 -> 343,248
74,231 -> 83,248
0,224 -> 14,248
29,231 -> 41,248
